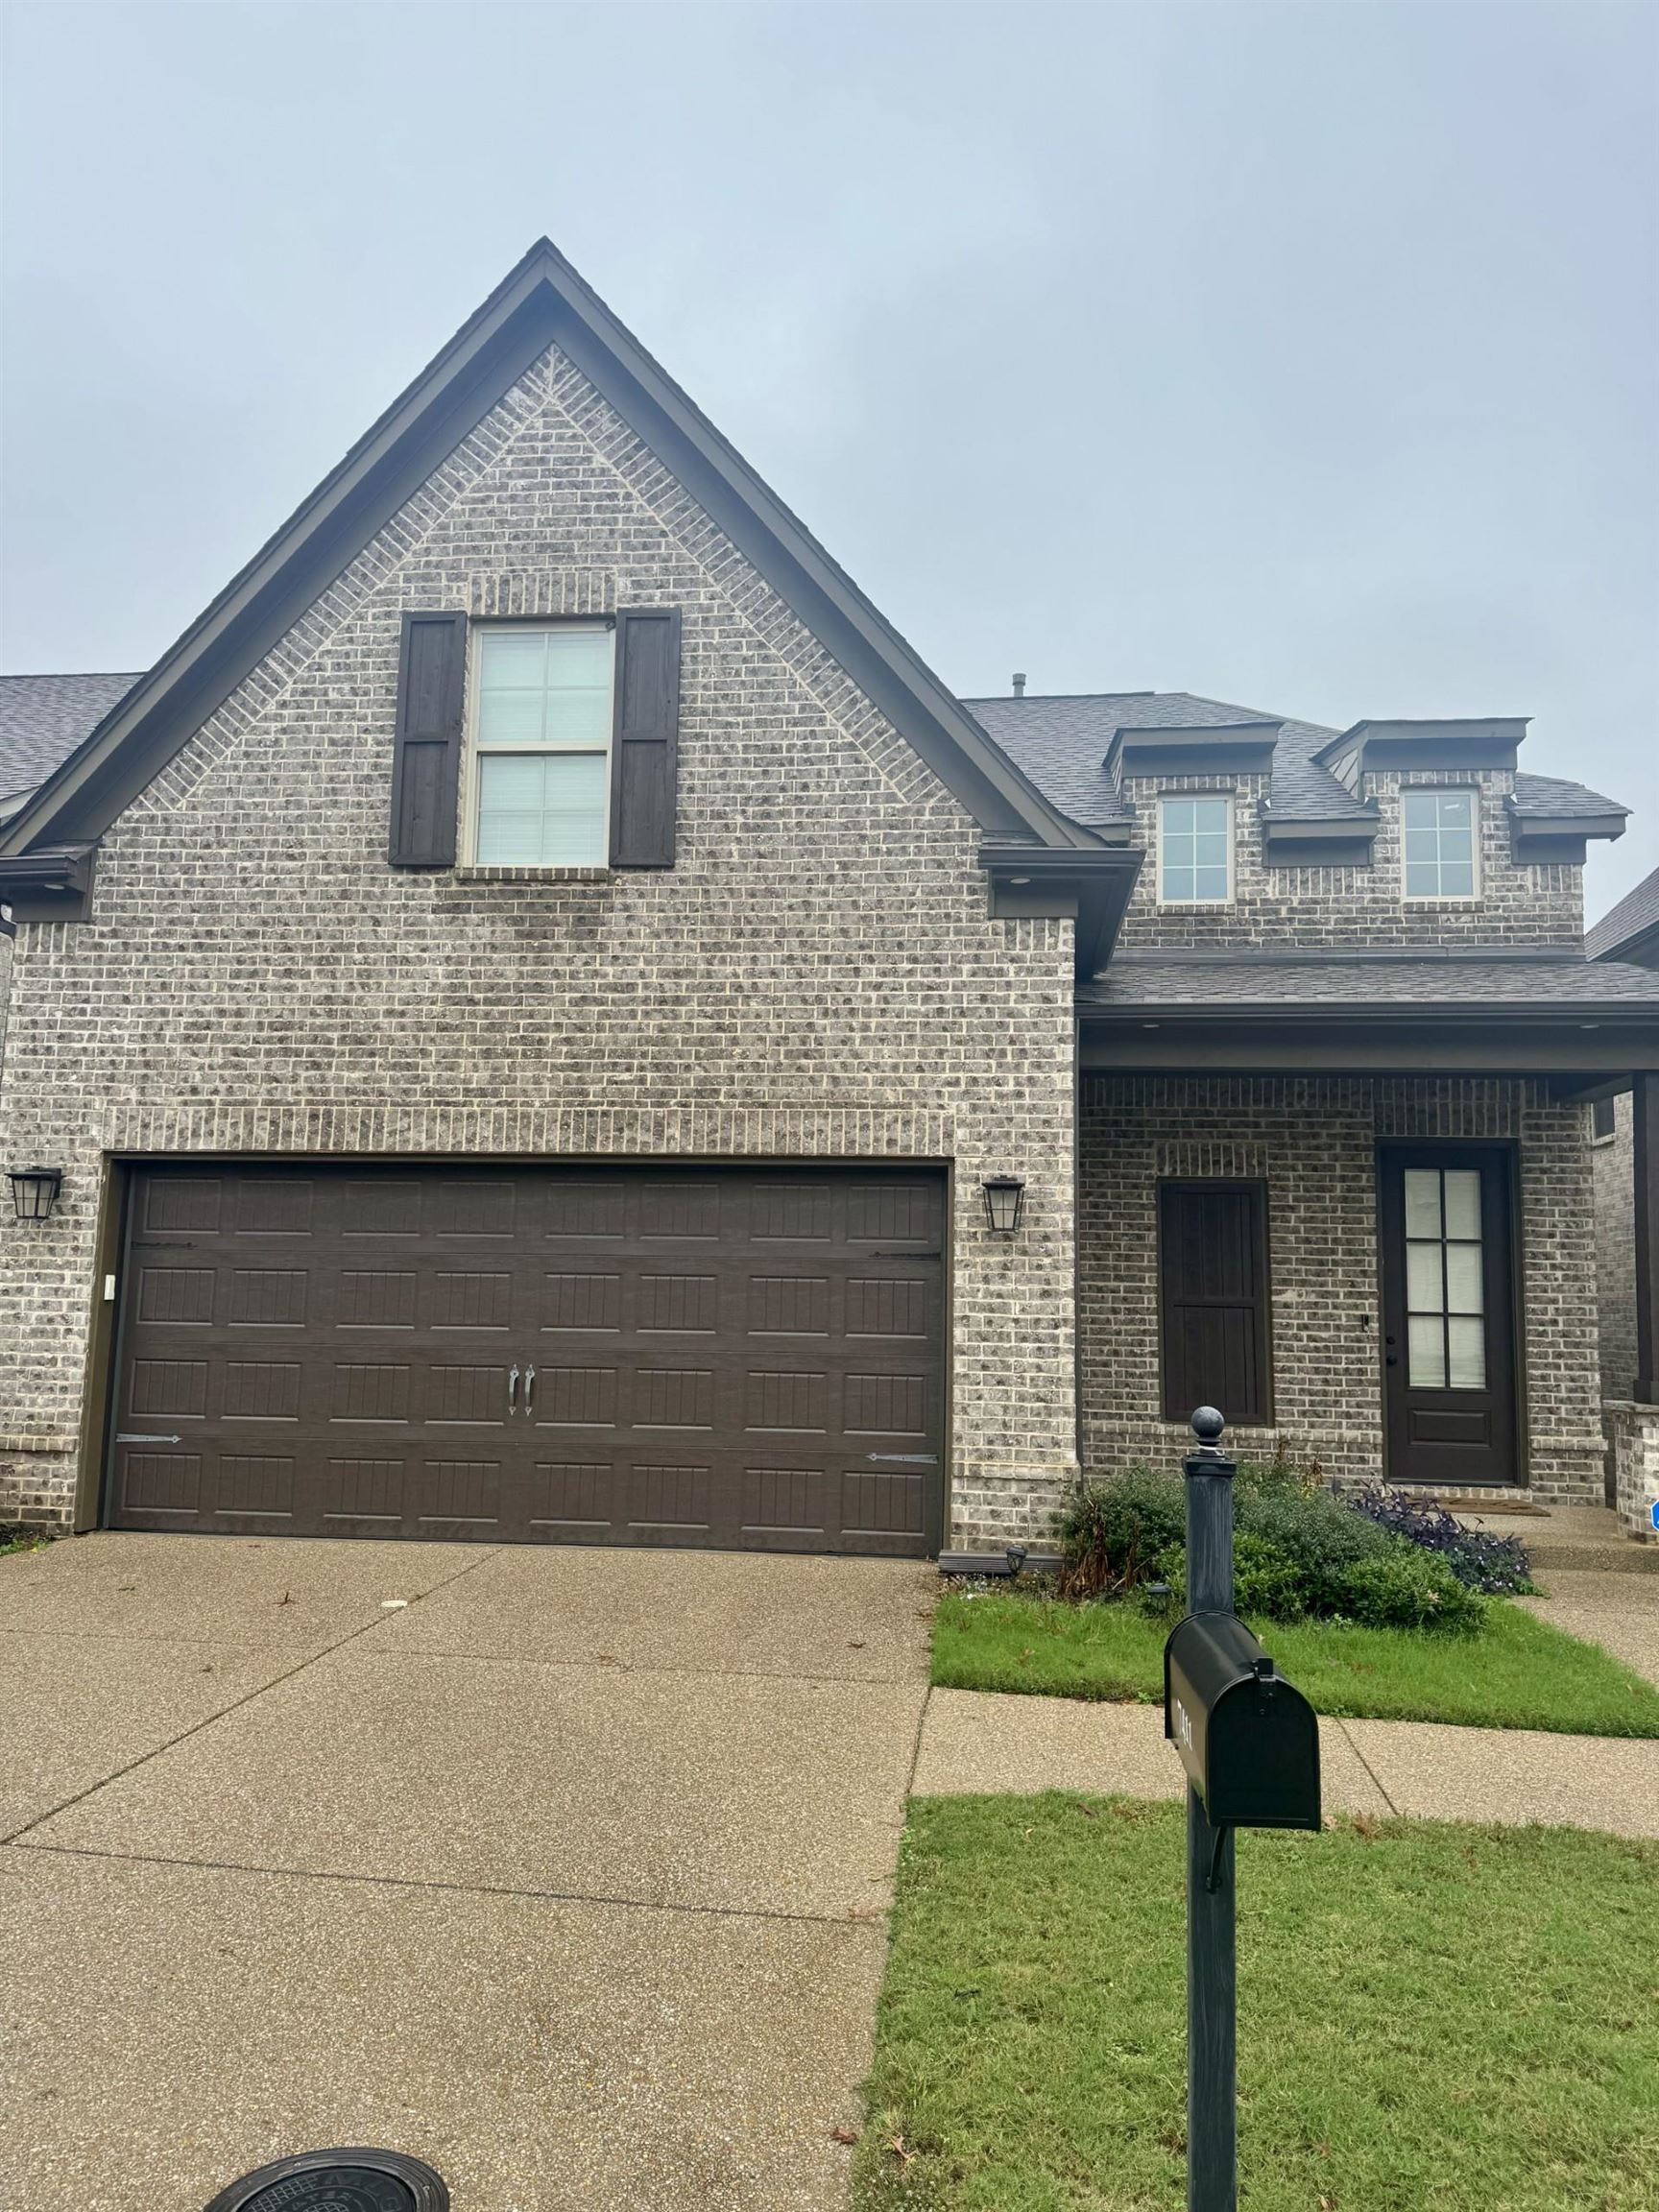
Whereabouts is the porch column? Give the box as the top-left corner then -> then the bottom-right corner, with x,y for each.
1637,1072 -> 1659,1406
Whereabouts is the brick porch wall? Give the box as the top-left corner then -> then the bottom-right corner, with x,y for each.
1592,1094 -> 1637,1403
1078,1074 -> 1605,1505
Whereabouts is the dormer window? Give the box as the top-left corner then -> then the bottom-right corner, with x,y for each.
1158,794 -> 1233,904
1402,789 -> 1478,902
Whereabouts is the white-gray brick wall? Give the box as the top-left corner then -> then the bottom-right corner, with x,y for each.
0,342 -> 1081,1533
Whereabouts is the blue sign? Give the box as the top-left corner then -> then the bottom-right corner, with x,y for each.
1650,1498 -> 1659,1533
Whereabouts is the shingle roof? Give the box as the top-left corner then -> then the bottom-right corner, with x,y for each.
1587,865 -> 1659,961
964,689 -> 1623,834
1079,953 -> 1659,1009
1511,771 -> 1627,821
0,672 -> 143,813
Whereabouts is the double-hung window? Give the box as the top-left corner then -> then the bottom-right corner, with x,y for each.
1402,789 -> 1478,901
470,624 -> 614,866
1158,794 -> 1232,903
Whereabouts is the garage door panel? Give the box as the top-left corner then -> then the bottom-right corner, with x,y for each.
216,1454 -> 296,1520
111,1164 -> 944,1554
233,1177 -> 316,1237
222,1360 -> 302,1423
116,1449 -> 204,1520
228,1267 -> 309,1328
417,1457 -> 503,1530
529,1459 -> 617,1540
320,1455 -> 407,1530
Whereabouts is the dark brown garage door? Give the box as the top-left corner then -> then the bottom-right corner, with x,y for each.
108,1163 -> 946,1556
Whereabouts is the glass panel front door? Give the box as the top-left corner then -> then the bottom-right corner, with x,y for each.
1380,1146 -> 1517,1489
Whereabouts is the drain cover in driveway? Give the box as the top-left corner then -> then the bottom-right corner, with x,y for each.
202,2149 -> 448,2211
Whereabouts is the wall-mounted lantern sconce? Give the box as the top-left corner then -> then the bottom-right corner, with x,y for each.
980,1175 -> 1025,1236
9,1166 -> 63,1222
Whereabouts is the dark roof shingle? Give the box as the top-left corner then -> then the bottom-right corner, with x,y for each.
1080,953 -> 1659,1009
964,688 -> 1624,836
1586,865 -> 1659,961
0,672 -> 143,813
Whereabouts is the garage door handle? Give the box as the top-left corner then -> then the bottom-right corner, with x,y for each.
118,1433 -> 182,1445
523,1364 -> 537,1413
507,1365 -> 519,1415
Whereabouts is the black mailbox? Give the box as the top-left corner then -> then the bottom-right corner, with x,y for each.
1164,1611 -> 1321,1831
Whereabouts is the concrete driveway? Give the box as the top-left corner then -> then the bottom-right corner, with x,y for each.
0,1534 -> 935,2211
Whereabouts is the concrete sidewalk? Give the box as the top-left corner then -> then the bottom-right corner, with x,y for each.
913,1687 -> 1659,1839
0,1534 -> 935,2212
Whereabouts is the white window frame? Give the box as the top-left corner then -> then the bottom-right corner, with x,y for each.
1156,792 -> 1235,906
1401,786 -> 1480,904
464,618 -> 616,868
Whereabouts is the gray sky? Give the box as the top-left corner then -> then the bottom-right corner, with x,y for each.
3,0 -> 1654,921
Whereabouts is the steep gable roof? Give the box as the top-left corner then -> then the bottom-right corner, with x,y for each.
2,240 -> 1097,862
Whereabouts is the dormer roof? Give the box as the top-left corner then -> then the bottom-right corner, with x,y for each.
964,689 -> 1627,865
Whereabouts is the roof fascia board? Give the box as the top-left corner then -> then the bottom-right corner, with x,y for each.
1107,722 -> 1281,782
1505,798 -> 1627,849
980,843 -> 1143,978
8,241 -> 1093,857
1078,998 -> 1656,1026
1078,1007 -> 1659,1077
1314,716 -> 1528,769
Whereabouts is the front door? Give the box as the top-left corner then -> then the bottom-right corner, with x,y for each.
1379,1145 -> 1519,1489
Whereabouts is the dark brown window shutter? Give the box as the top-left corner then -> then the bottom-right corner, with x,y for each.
610,608 -> 682,868
1158,1181 -> 1272,1426
388,611 -> 467,867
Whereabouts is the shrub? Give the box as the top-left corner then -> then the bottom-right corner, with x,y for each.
1161,1532 -> 1312,1621
1349,1485 -> 1536,1596
1059,1464 -> 1486,1633
1337,1544 -> 1486,1632
1057,1467 -> 1187,1599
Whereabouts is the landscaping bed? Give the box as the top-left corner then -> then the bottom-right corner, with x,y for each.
933,1587 -> 1659,1737
931,1460 -> 1659,1737
854,1793 -> 1659,2211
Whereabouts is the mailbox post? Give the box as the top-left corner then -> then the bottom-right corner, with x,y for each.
1182,1406 -> 1237,2212
1166,1406 -> 1322,2212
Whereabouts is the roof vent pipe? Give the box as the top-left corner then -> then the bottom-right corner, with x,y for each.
1012,672 -> 1026,698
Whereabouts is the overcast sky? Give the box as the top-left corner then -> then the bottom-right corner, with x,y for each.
3,0 -> 1654,920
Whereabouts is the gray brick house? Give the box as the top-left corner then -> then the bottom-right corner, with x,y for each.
3,239 -> 1656,1553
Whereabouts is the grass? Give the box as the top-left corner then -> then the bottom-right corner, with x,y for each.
931,1589 -> 1659,1738
0,1527 -> 52,1557
854,1794 -> 1659,2211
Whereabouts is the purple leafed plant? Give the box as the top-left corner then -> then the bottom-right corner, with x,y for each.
1349,1485 -> 1536,1596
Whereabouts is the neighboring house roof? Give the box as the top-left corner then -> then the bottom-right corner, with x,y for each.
1080,951 -> 1659,1009
0,239 -> 1098,864
1587,865 -> 1659,966
0,672 -> 143,818
965,689 -> 1624,834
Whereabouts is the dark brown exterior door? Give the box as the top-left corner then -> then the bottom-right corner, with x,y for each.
1379,1145 -> 1519,1489
107,1163 -> 945,1556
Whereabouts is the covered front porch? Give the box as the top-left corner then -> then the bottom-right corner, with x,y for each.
1076,952 -> 1659,1519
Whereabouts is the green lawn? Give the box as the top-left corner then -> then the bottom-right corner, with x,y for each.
931,1589 -> 1659,1738
854,1794 -> 1659,2211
